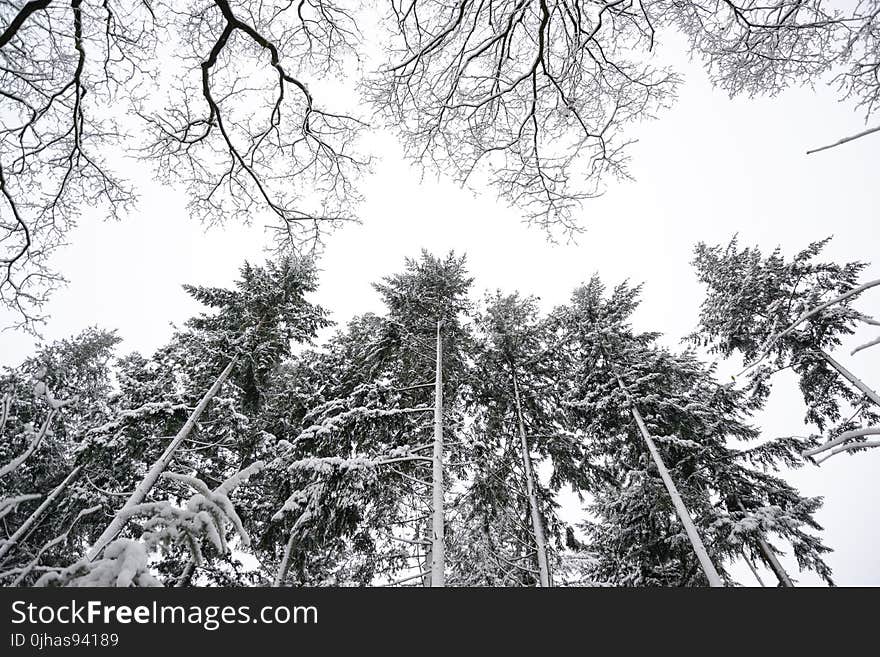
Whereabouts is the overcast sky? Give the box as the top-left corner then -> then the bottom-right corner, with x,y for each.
1,34 -> 878,586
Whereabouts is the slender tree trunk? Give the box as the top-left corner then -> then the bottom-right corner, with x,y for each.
735,498 -> 793,587
274,528 -> 297,587
0,392 -> 13,435
628,402 -> 723,587
87,357 -> 238,560
610,367 -> 724,587
481,515 -> 496,586
0,465 -> 82,563
819,349 -> 880,408
755,534 -> 794,587
743,552 -> 766,587
512,372 -> 551,587
430,320 -> 445,587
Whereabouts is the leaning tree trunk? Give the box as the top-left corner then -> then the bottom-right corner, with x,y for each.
743,552 -> 766,587
735,498 -> 793,587
87,357 -> 238,560
512,372 -> 551,587
0,465 -> 82,563
627,402 -> 724,587
610,367 -> 724,588
754,534 -> 794,588
819,349 -> 880,408
430,320 -> 445,587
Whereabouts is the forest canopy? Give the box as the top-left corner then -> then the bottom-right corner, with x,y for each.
2,0 -> 880,325
2,240 -> 878,587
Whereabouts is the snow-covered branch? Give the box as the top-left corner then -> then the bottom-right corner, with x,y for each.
851,336 -> 880,357
8,505 -> 101,586
0,466 -> 83,563
0,373 -> 70,480
746,278 -> 880,372
803,426 -> 880,462
0,493 -> 41,521
806,125 -> 880,155
87,357 -> 238,560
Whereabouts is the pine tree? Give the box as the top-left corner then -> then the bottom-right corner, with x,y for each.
79,255 -> 325,584
0,248 -> 845,588
267,251 -> 475,586
467,292 -> 566,586
553,277 -> 832,586
691,237 -> 880,462
0,329 -> 119,583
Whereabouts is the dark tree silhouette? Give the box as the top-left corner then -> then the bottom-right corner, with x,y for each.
0,0 -> 367,327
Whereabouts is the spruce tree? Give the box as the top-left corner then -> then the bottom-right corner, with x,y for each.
691,237 -> 880,445
267,251 -> 475,586
79,255 -> 325,584
553,277 -> 832,585
467,292 -> 567,586
0,329 -> 119,583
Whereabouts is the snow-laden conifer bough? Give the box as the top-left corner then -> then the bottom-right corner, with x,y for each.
39,462 -> 265,587
86,357 -> 240,561
272,319 -> 452,587
0,373 -> 80,565
692,239 -> 880,466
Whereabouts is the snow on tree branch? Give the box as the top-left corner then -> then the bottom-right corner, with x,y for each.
803,426 -> 880,462
37,461 -> 265,587
36,538 -> 162,587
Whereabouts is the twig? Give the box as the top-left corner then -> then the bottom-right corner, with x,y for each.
806,125 -> 880,155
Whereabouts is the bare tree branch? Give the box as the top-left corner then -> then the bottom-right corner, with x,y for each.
370,0 -> 678,232
371,0 -> 880,232
806,123 -> 880,154
0,0 -> 368,329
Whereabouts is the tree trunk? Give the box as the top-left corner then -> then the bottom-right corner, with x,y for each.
512,371 -> 551,587
628,402 -> 723,587
819,349 -> 880,408
481,515 -> 496,586
743,552 -> 766,587
611,367 -> 724,588
430,320 -> 445,587
735,498 -> 793,587
755,534 -> 794,587
274,528 -> 297,587
87,357 -> 238,560
421,531 -> 433,587
0,465 -> 82,563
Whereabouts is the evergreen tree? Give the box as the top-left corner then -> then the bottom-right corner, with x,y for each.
267,251 -> 475,586
552,277 -> 832,586
0,248 -> 847,588
691,237 -> 880,446
466,292 -> 568,586
78,255 -> 325,585
0,329 -> 119,584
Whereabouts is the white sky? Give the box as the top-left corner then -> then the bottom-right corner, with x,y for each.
1,33 -> 878,586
